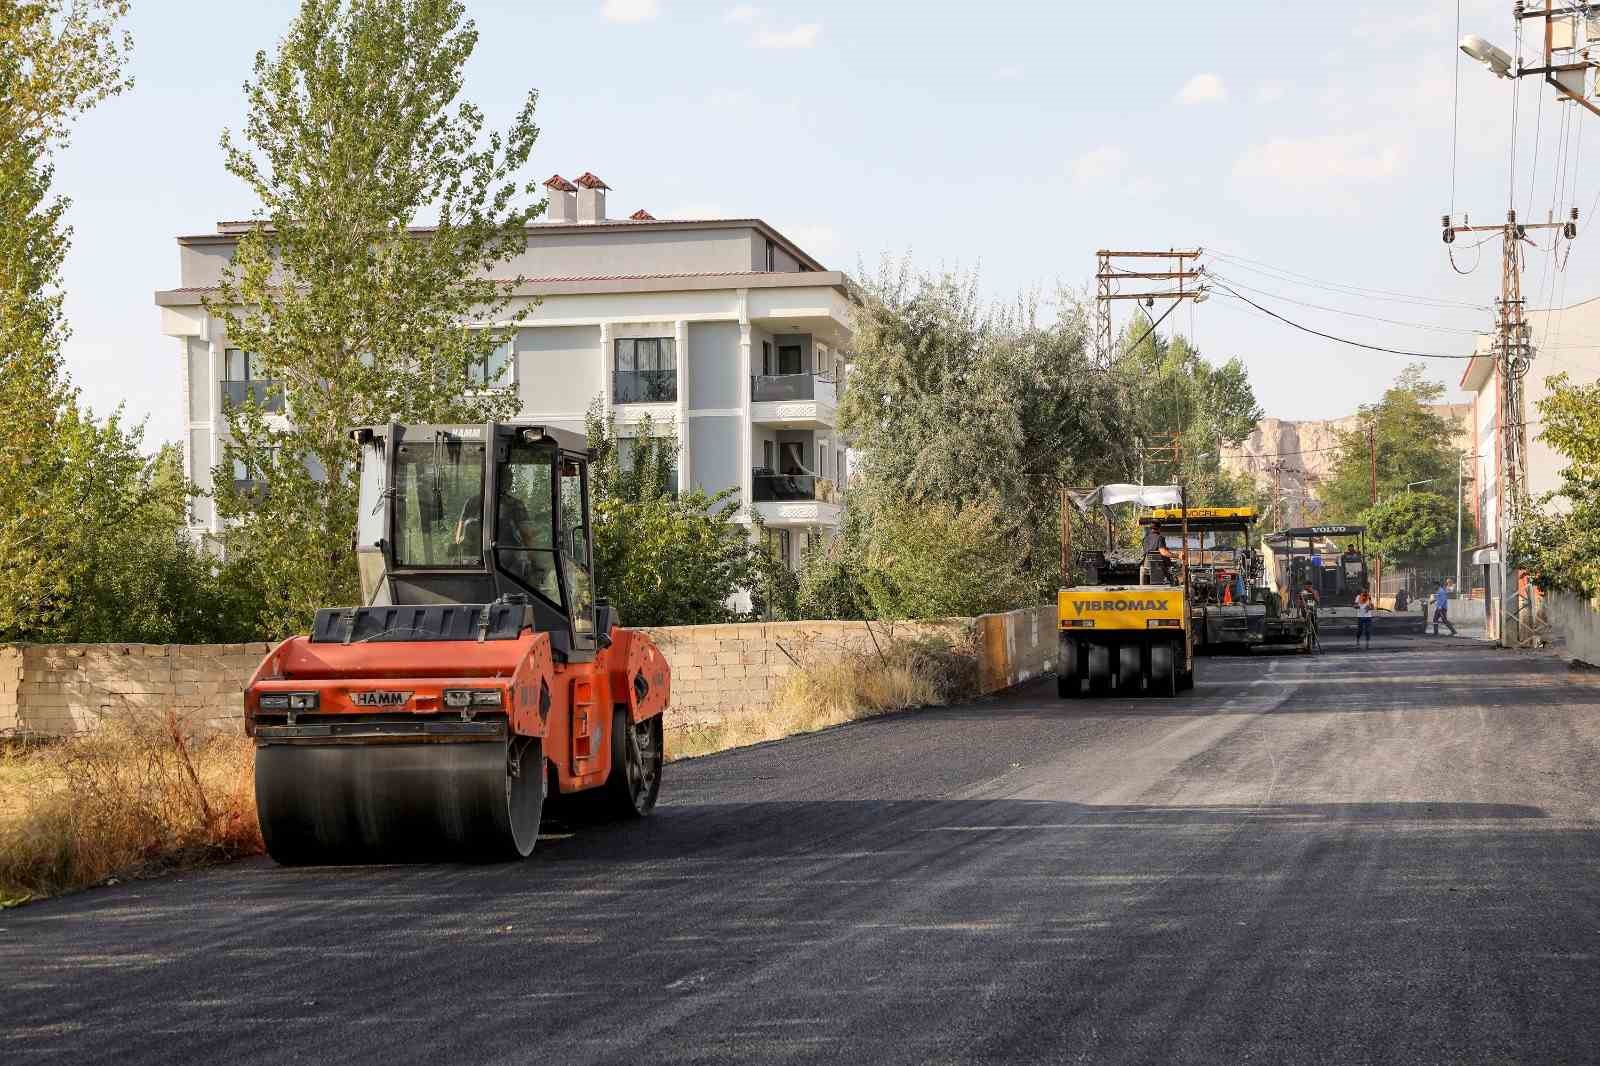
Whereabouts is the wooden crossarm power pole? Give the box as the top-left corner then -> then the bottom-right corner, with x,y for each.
1094,249 -> 1207,369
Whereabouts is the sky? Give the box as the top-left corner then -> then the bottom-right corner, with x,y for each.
47,0 -> 1600,447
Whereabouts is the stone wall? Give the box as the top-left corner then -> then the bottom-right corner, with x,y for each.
638,618 -> 971,732
1549,591 -> 1600,667
0,643 -> 272,737
0,610 -> 1053,739
976,606 -> 1057,693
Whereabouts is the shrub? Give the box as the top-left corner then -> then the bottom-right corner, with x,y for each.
0,713 -> 261,904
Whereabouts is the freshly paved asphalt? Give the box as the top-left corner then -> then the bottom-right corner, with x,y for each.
6,632 -> 1600,1064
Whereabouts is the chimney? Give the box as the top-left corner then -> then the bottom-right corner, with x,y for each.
574,172 -> 610,222
543,174 -> 577,223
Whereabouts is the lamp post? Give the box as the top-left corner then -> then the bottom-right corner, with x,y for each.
1455,455 -> 1469,595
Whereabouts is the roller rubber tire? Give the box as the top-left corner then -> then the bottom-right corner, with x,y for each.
1087,643 -> 1112,696
1116,643 -> 1143,695
1149,642 -> 1177,698
255,736 -> 545,865
1057,637 -> 1080,699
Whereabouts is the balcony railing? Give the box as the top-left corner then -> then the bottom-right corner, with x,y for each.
221,379 -> 285,413
752,473 -> 839,504
751,373 -> 837,405
613,370 -> 676,404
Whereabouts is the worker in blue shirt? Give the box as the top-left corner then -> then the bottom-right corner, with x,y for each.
1431,582 -> 1457,637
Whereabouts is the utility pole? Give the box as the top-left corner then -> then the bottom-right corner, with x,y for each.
1094,250 -> 1207,369
1453,2 -> 1596,645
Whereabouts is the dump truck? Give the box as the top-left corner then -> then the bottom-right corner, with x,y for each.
1058,484 -> 1195,698
1142,506 -> 1314,653
244,422 -> 670,864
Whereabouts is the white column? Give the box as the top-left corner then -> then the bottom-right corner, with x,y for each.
598,321 -> 613,420
738,305 -> 753,520
208,320 -> 225,534
675,319 -> 690,494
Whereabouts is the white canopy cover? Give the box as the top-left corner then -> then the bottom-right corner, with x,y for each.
1068,484 -> 1184,512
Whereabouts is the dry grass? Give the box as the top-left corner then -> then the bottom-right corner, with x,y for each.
0,713 -> 262,906
665,634 -> 977,762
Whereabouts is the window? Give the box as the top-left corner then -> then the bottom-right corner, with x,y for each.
231,446 -> 279,492
614,337 -> 677,403
762,439 -> 774,472
495,442 -> 560,604
224,349 -> 255,381
777,344 -> 802,375
467,340 -> 513,389
762,340 -> 773,376
559,458 -> 595,640
765,239 -> 776,271
837,448 -> 846,486
619,437 -> 679,497
780,441 -> 806,475
391,440 -> 488,568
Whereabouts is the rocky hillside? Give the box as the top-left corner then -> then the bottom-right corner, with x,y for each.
1221,404 -> 1471,528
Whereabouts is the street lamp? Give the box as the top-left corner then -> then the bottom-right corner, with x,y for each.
1460,34 -> 1515,78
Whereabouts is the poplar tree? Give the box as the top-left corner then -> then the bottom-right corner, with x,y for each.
208,0 -> 543,636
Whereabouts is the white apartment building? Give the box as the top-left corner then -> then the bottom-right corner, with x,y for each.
155,173 -> 852,568
1460,294 -> 1600,634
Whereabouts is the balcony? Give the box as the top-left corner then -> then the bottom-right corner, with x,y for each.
750,471 -> 842,526
221,380 -> 285,413
750,374 -> 837,427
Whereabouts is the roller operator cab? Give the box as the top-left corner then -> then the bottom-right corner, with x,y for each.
244,423 -> 672,865
1057,484 -> 1196,699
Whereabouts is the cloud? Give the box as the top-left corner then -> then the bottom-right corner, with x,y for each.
1254,82 -> 1285,104
601,0 -> 658,23
723,3 -> 759,21
1176,73 -> 1226,104
993,65 -> 1025,82
752,23 -> 820,48
1070,146 -> 1125,185
1232,133 -> 1406,185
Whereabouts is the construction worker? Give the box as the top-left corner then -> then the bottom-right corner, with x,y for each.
1141,524 -> 1176,585
1432,581 -> 1458,637
1355,589 -> 1374,649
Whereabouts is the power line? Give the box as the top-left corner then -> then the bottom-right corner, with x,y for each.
1206,250 -> 1490,310
1209,281 -> 1479,360
1208,272 -> 1486,336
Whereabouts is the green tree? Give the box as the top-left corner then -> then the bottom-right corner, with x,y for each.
838,264 -> 1129,606
1111,326 -> 1264,508
584,405 -> 762,627
1319,364 -> 1462,522
0,0 -> 210,642
1512,374 -> 1600,597
1361,490 -> 1463,571
857,498 -> 1036,619
208,0 -> 542,638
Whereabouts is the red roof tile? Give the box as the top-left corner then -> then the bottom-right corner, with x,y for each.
574,172 -> 611,190
629,209 -> 656,221
542,174 -> 578,192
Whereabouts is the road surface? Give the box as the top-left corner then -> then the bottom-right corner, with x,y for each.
5,633 -> 1600,1064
